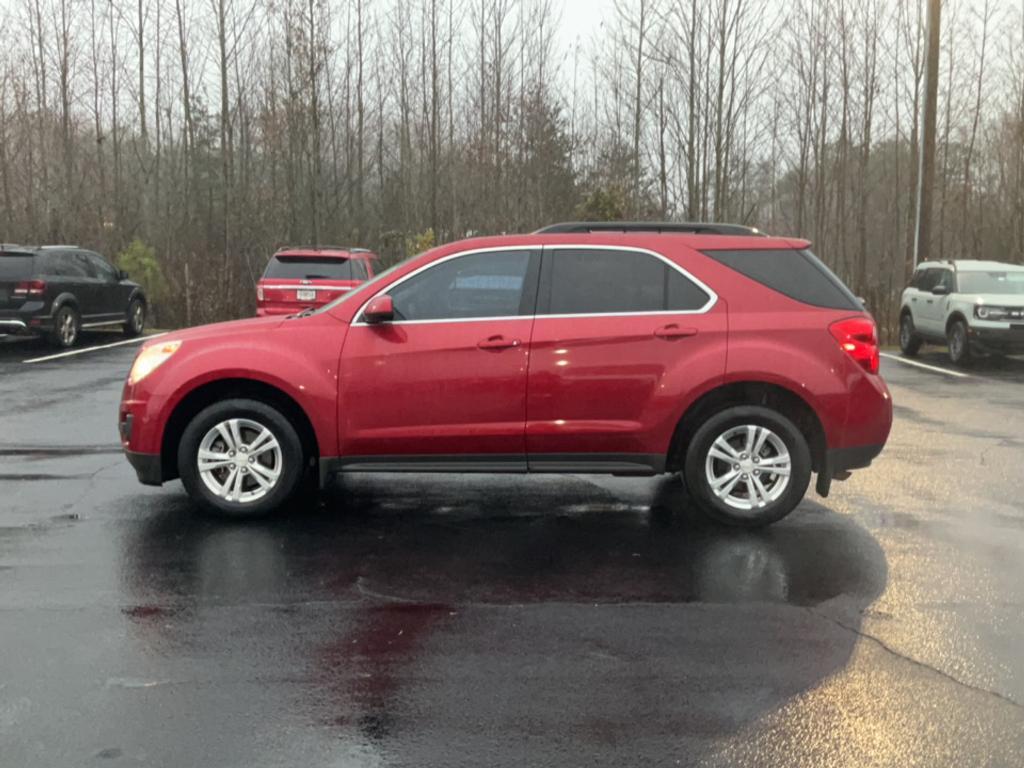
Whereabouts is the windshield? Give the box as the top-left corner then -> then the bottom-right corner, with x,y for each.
958,270 -> 1024,295
315,252 -> 421,314
264,256 -> 358,280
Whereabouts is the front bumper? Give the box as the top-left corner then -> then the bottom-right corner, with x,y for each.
125,450 -> 163,486
968,324 -> 1024,354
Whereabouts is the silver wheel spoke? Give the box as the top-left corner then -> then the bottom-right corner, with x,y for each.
198,449 -> 233,471
750,475 -> 770,507
218,467 -> 239,499
249,462 -> 279,488
713,437 -> 740,460
716,473 -> 743,499
215,423 -> 237,452
227,419 -> 244,451
744,425 -> 757,455
247,428 -> 276,454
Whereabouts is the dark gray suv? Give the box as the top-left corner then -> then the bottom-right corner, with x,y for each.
0,245 -> 147,348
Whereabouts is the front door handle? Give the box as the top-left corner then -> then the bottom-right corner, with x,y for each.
654,324 -> 698,340
478,335 -> 521,350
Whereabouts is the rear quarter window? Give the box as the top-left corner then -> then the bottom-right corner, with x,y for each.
0,253 -> 35,280
701,248 -> 862,311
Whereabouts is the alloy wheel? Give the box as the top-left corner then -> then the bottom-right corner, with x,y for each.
704,424 -> 792,512
197,418 -> 283,503
60,311 -> 77,346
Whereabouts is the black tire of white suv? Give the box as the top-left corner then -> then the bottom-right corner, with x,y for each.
899,312 -> 922,357
947,319 -> 973,366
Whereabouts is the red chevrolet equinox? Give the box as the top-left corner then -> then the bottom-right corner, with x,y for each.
120,223 -> 892,527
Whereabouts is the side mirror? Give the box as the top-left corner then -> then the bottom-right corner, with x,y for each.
931,285 -> 950,296
363,295 -> 394,324
117,269 -> 129,281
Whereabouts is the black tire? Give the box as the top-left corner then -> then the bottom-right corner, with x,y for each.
178,398 -> 306,518
682,405 -> 812,528
124,298 -> 146,338
898,312 -> 922,357
947,319 -> 973,366
49,304 -> 81,349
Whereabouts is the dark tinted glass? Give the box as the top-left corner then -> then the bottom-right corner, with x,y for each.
0,254 -> 34,279
933,269 -> 953,292
59,253 -> 90,278
701,248 -> 861,310
915,269 -> 940,292
388,250 -> 532,321
909,269 -> 926,289
265,257 -> 354,280
544,248 -> 709,314
87,253 -> 118,281
351,259 -> 369,280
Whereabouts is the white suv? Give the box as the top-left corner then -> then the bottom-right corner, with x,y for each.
899,260 -> 1024,365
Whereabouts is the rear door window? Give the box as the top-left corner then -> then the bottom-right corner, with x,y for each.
540,248 -> 711,315
264,256 -> 355,280
701,248 -> 861,311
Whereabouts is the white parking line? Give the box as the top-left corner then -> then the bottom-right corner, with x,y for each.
22,333 -> 166,364
880,352 -> 971,379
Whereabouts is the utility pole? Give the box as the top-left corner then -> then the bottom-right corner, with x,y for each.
913,0 -> 942,266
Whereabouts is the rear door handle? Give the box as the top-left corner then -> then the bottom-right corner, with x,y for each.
654,324 -> 698,340
477,335 -> 521,350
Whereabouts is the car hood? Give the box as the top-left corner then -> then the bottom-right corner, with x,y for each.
148,315 -> 288,345
963,294 -> 1024,307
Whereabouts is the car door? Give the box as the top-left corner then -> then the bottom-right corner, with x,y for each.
84,252 -> 128,322
525,245 -> 727,472
337,248 -> 540,465
917,267 -> 952,337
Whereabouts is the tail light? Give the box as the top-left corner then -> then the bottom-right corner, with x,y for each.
257,284 -> 265,302
829,316 -> 879,374
13,279 -> 46,298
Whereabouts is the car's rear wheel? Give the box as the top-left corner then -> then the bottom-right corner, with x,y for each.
49,305 -> 80,348
947,319 -> 973,366
683,406 -> 812,528
899,312 -> 922,357
178,399 -> 306,518
124,298 -> 146,338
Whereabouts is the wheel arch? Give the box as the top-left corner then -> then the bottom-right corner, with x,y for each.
52,292 -> 80,313
945,310 -> 969,335
666,381 -> 827,475
159,377 -> 320,483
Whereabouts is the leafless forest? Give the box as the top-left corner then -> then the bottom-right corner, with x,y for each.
0,0 -> 1022,335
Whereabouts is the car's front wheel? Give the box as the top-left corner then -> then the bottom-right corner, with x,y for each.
178,399 -> 306,518
49,305 -> 81,348
947,319 -> 973,366
899,312 -> 922,357
683,406 -> 812,528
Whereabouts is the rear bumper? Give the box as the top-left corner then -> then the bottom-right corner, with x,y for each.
0,306 -> 52,334
125,450 -> 163,486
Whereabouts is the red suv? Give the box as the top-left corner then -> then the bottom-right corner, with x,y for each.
256,246 -> 376,316
120,223 -> 891,527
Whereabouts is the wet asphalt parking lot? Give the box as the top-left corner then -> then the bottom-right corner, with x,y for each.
1,333 -> 1024,767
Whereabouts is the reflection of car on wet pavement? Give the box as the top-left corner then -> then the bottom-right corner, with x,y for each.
898,260 -> 1024,365
119,223 -> 892,527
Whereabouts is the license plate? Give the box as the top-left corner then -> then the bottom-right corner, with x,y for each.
296,289 -> 316,302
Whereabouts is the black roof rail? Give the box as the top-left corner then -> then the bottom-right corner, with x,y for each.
534,221 -> 764,236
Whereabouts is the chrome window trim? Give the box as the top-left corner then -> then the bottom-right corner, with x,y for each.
351,244 -> 717,327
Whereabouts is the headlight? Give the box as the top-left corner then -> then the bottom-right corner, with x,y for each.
974,305 -> 1011,321
128,340 -> 182,384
